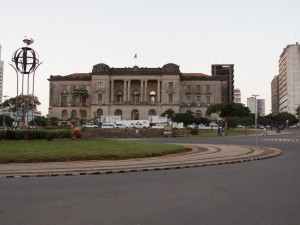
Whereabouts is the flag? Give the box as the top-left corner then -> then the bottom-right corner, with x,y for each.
134,54 -> 137,58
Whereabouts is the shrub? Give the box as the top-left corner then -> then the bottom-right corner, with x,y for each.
72,130 -> 82,138
190,128 -> 199,135
0,129 -> 72,140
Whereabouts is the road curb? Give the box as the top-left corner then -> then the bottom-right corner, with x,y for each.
1,145 -> 282,179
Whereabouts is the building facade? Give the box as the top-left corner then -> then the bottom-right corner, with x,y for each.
247,97 -> 265,116
271,75 -> 279,115
0,45 -> 3,104
233,89 -> 241,103
48,63 -> 234,121
278,42 -> 300,114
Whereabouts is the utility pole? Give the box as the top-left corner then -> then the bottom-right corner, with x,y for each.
252,94 -> 259,146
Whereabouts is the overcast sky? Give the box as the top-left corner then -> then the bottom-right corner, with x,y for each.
1,0 -> 300,115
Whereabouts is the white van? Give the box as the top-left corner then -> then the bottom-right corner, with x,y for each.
101,123 -> 115,128
151,124 -> 165,129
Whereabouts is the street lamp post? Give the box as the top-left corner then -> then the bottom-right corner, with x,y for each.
252,94 -> 259,146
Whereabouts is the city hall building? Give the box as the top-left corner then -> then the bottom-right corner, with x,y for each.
48,63 -> 234,121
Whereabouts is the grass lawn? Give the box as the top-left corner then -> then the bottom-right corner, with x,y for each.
0,139 -> 187,163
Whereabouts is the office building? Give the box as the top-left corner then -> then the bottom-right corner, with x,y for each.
233,89 -> 241,103
271,75 -> 279,115
0,45 -> 3,104
278,42 -> 300,114
247,97 -> 265,116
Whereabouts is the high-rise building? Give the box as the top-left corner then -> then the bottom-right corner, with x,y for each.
233,89 -> 241,103
278,42 -> 300,115
271,75 -> 279,115
247,97 -> 265,116
211,64 -> 234,103
0,44 -> 4,103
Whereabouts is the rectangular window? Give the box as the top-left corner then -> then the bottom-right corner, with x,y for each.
168,82 -> 173,90
62,96 -> 67,106
196,95 -> 201,103
186,85 -> 191,91
62,85 -> 67,92
187,95 -> 191,103
169,94 -> 173,104
80,85 -> 86,90
82,96 -> 87,104
98,82 -> 104,90
206,85 -> 210,92
206,85 -> 210,91
206,95 -> 211,104
72,96 -> 77,105
72,85 -> 77,91
196,85 -> 201,91
98,94 -> 102,104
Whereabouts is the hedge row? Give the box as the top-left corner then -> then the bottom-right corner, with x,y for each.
0,129 -> 72,140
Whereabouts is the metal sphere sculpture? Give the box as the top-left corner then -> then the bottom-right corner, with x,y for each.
10,37 -> 42,129
12,47 -> 39,75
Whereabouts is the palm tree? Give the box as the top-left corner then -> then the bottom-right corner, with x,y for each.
72,87 -> 90,122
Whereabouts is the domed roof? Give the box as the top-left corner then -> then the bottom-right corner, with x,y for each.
92,63 -> 110,74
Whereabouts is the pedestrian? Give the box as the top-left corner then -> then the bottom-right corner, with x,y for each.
218,127 -> 221,137
263,127 -> 268,136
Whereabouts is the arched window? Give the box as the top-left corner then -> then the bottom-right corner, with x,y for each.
133,89 -> 140,104
97,108 -> 103,117
148,109 -> 156,116
116,90 -> 123,103
150,91 -> 156,103
81,110 -> 87,118
62,110 -> 68,120
115,109 -> 122,116
195,110 -> 202,118
71,110 -> 77,118
132,109 -> 139,120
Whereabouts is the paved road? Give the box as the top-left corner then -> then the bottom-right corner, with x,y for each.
0,129 -> 299,225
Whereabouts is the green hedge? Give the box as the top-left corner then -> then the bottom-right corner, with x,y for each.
0,129 -> 72,140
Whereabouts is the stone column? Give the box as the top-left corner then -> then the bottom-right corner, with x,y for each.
144,80 -> 148,103
140,81 -> 144,103
123,80 -> 127,102
110,80 -> 114,103
128,80 -> 131,102
158,80 -> 161,102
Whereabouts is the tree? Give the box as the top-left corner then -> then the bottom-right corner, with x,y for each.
206,103 -> 251,129
72,87 -> 90,121
161,108 -> 175,120
48,117 -> 59,126
0,115 -> 14,127
172,112 -> 196,137
272,112 -> 298,128
1,95 -> 41,127
29,116 -> 48,127
0,95 -> 41,114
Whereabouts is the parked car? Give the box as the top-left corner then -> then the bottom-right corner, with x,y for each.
83,123 -> 98,128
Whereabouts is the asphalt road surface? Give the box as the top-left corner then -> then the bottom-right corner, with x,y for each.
0,129 -> 299,225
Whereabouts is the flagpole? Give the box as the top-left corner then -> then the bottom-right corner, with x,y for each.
134,54 -> 137,66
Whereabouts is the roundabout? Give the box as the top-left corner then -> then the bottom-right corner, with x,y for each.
0,144 -> 282,178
